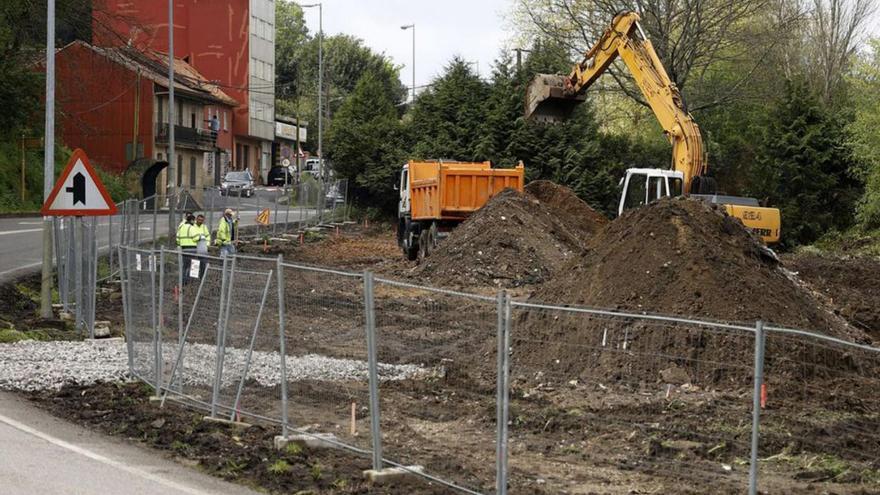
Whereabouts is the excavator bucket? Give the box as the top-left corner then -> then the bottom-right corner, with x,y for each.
524,74 -> 587,123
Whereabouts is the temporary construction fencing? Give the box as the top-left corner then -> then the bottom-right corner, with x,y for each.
117,244 -> 880,495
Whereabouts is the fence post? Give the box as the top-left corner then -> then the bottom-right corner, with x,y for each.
88,217 -> 98,337
276,255 -> 289,436
283,186 -> 291,234
208,189 -> 215,234
74,217 -> 84,335
177,249 -> 184,345
108,209 -> 115,278
66,218 -> 75,315
155,247 -> 166,392
211,255 -> 230,417
118,246 -> 134,374
495,291 -> 511,495
363,271 -> 383,471
212,255 -> 236,417
748,320 -> 766,495
152,193 -> 159,249
273,187 -> 280,235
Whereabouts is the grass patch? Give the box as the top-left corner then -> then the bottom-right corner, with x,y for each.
0,328 -> 30,343
267,459 -> 292,475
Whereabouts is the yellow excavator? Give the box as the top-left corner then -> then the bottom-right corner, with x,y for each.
525,11 -> 780,244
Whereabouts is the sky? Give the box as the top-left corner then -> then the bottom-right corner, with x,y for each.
299,0 -> 513,91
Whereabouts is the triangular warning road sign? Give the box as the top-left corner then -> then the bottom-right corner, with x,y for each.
41,149 -> 118,216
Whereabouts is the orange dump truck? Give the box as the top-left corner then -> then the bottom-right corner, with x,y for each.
397,160 -> 525,260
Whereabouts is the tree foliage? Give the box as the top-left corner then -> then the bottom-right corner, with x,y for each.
751,79 -> 861,246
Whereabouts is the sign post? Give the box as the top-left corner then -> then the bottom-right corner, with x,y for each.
41,149 -> 118,336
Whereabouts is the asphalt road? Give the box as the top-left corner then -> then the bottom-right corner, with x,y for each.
0,391 -> 259,495
0,187 -> 322,283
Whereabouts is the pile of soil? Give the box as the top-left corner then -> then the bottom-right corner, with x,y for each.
415,185 -> 606,288
514,198 -> 871,383
784,253 -> 880,341
524,180 -> 609,244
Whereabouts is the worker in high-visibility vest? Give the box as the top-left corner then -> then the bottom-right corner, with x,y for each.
193,214 -> 211,251
215,208 -> 238,256
177,213 -> 198,283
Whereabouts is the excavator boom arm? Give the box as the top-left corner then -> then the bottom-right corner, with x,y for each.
525,12 -> 707,192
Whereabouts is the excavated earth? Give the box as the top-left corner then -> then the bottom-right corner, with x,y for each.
783,252 -> 880,341
413,184 -> 607,289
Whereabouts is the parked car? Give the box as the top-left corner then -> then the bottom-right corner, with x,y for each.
220,170 -> 255,197
325,184 -> 345,208
267,166 -> 295,187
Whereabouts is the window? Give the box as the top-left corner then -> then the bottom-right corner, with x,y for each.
243,145 -> 250,170
158,98 -> 164,124
623,174 -> 647,211
191,112 -> 196,128
177,101 -> 183,126
157,153 -> 163,161
177,155 -> 183,186
236,143 -> 242,169
189,157 -> 197,187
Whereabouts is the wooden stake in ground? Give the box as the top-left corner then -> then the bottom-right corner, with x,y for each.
350,402 -> 357,436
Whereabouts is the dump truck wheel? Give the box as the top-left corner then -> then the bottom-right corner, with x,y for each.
418,230 -> 429,260
429,222 -> 438,250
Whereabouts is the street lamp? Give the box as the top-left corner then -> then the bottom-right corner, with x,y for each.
301,3 -> 323,183
400,24 -> 415,104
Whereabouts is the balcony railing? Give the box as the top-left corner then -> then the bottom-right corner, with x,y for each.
155,123 -> 217,150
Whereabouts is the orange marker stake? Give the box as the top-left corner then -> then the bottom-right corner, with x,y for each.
760,383 -> 767,409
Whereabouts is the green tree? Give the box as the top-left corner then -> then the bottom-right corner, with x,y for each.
326,69 -> 405,211
408,58 -> 490,161
751,79 -> 861,246
848,39 -> 880,228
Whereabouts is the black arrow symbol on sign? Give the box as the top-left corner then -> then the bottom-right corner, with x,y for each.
65,173 -> 86,205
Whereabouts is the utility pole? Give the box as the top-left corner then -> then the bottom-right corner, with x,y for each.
167,0 -> 177,242
401,24 -> 415,104
513,48 -> 531,74
40,0 -> 55,319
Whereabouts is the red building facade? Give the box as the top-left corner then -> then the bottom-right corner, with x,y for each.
55,40 -> 237,199
93,0 -> 276,183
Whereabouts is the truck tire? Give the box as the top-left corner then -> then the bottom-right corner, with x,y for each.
405,223 -> 420,261
429,222 -> 438,250
418,230 -> 429,260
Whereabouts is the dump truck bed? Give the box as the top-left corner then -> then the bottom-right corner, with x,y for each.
409,161 -> 525,221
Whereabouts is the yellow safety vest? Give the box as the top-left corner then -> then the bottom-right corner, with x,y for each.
193,223 -> 211,244
215,217 -> 237,246
176,222 -> 198,248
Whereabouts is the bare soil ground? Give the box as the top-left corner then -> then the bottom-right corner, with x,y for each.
15,183 -> 880,494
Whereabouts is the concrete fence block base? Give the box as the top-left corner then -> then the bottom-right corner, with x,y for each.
202,416 -> 252,429
363,465 -> 425,484
274,433 -> 339,451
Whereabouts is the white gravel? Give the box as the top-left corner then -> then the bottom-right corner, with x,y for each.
0,340 -> 431,392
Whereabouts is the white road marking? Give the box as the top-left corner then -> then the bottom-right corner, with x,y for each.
0,412 -> 216,495
0,228 -> 43,236
17,221 -> 43,225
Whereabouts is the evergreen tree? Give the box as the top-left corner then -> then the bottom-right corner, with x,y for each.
326,70 -> 405,211
752,79 -> 862,246
408,58 -> 490,161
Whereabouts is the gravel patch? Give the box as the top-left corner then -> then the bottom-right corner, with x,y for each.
1,340 -> 431,392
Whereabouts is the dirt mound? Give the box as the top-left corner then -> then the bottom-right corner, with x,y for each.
514,198 -> 870,384
784,253 -> 880,341
414,188 -> 587,288
524,180 -> 609,244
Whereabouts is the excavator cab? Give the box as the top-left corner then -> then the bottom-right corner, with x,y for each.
618,168 -> 684,216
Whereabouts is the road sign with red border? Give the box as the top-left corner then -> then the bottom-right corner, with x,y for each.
41,149 -> 118,216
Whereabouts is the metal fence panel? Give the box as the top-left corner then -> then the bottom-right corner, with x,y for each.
372,277 -> 499,494
506,302 -> 757,494
757,328 -> 880,494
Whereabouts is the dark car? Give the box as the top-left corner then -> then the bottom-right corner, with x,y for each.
267,166 -> 295,187
220,170 -> 255,197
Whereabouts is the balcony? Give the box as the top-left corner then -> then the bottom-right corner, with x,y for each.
155,123 -> 217,151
